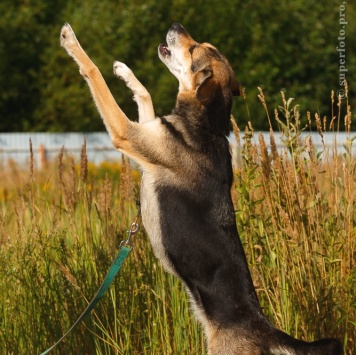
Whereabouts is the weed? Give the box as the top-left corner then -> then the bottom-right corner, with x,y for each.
0,87 -> 355,353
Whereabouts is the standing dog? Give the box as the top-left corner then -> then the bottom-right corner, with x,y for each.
60,22 -> 343,355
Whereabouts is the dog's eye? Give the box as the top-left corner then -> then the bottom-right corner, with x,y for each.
189,44 -> 196,54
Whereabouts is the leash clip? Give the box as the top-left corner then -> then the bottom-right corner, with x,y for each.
120,216 -> 140,249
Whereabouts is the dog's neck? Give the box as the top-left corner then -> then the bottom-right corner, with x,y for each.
173,90 -> 232,137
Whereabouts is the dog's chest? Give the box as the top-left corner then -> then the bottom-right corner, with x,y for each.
140,172 -> 177,275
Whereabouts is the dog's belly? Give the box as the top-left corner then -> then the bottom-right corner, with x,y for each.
140,172 -> 178,275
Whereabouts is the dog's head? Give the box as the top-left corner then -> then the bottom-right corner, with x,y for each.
158,23 -> 242,105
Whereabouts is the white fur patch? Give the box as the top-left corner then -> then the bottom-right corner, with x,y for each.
270,346 -> 296,355
140,172 -> 177,276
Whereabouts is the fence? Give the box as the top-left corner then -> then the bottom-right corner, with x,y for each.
0,131 -> 355,169
0,132 -> 119,169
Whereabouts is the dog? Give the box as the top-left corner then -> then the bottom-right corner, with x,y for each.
60,22 -> 343,355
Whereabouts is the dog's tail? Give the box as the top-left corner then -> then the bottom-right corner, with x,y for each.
268,328 -> 343,355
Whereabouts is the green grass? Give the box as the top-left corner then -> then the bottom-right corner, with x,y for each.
0,89 -> 355,354
0,150 -> 204,354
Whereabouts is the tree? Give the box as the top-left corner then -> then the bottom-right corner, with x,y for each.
0,0 -> 354,132
0,0 -> 68,131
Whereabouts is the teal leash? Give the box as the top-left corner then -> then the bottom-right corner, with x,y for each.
40,212 -> 140,355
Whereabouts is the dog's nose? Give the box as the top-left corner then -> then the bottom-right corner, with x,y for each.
170,23 -> 186,34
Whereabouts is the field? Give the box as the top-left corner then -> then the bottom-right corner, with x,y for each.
0,90 -> 355,354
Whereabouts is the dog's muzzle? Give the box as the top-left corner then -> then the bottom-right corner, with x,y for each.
159,44 -> 171,57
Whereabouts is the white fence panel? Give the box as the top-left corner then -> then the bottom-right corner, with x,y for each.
0,132 -> 121,168
0,131 -> 355,169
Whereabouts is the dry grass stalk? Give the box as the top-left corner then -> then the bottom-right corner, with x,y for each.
56,262 -> 80,290
57,147 -> 77,213
119,155 -> 134,214
68,155 -> 77,210
258,133 -> 270,180
29,138 -> 34,181
98,173 -> 112,221
269,130 -> 279,164
58,145 -> 64,188
80,137 -> 88,184
315,113 -> 325,147
230,115 -> 241,147
307,111 -> 312,128
345,104 -> 352,135
257,87 -> 272,129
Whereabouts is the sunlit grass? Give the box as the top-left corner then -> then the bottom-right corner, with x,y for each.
0,87 -> 355,354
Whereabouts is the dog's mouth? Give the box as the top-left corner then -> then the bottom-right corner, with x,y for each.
159,43 -> 171,58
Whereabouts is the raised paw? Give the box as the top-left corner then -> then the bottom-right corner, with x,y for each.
113,61 -> 134,83
60,23 -> 79,52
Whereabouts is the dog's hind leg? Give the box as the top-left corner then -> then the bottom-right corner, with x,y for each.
113,61 -> 155,123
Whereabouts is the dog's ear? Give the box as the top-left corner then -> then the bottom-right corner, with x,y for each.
195,67 -> 217,103
230,76 -> 242,97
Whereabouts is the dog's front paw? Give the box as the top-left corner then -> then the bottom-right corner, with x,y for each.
113,61 -> 134,83
60,23 -> 79,53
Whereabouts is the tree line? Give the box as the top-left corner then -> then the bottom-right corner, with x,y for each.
0,0 -> 354,132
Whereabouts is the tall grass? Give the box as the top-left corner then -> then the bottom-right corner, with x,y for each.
232,87 -> 355,353
0,146 -> 204,354
0,88 -> 355,354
